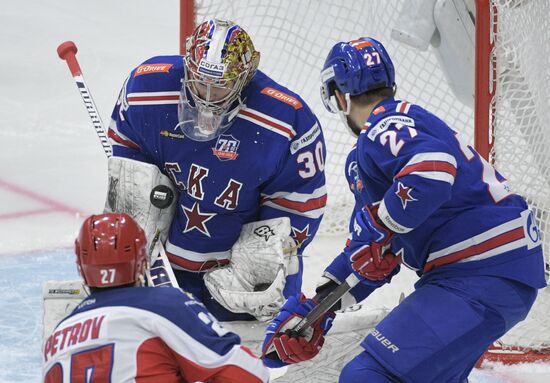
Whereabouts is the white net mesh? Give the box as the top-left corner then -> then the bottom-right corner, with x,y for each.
489,0 -> 550,352
192,0 -> 550,354
194,0 -> 475,235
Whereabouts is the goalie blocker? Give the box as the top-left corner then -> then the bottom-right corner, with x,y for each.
104,156 -> 179,288
104,156 -> 177,252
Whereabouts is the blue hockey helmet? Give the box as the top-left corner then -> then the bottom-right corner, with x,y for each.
320,37 -> 395,114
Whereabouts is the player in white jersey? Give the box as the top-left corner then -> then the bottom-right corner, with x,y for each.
42,212 -> 269,382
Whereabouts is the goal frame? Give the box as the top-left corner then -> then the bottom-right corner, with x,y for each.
179,0 -> 495,162
179,0 -> 550,366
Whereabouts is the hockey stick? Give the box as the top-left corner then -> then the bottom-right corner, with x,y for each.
57,41 -> 112,157
293,273 -> 361,335
263,272 -> 362,364
57,40 -> 178,288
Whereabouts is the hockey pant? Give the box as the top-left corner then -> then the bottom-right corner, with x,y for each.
340,274 -> 537,383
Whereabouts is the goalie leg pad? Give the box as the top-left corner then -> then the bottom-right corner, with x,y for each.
204,217 -> 292,321
42,280 -> 88,339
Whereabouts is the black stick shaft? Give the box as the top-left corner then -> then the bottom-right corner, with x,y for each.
293,273 -> 361,335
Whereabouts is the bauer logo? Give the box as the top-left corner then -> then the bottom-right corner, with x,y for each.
368,329 -> 400,354
261,87 -> 303,109
134,63 -> 173,77
212,134 -> 240,161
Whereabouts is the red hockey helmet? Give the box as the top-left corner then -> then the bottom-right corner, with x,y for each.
75,213 -> 147,288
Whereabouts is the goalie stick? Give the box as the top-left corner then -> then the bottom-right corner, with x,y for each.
57,41 -> 178,288
57,41 -> 112,157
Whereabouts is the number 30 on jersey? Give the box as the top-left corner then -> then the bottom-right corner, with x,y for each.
297,141 -> 325,178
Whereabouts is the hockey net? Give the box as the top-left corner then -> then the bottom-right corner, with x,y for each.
476,0 -> 550,364
183,0 -> 550,366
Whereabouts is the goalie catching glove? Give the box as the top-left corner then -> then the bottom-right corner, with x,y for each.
261,293 -> 334,368
204,217 -> 299,321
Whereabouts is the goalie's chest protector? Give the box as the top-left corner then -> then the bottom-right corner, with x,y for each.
158,114 -> 286,232
132,72 -> 297,258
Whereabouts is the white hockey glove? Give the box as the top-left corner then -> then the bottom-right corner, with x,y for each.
204,217 -> 298,321
105,157 -> 178,252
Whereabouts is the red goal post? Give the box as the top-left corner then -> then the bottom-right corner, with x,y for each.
180,0 -> 550,365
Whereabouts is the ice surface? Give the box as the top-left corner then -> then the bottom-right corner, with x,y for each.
0,1 -> 549,381
0,251 -> 77,381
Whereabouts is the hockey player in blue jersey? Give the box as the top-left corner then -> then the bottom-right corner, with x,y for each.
106,19 -> 326,321
262,37 -> 546,382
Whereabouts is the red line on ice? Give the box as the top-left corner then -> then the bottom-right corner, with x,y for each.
0,178 -> 86,219
0,207 -> 59,220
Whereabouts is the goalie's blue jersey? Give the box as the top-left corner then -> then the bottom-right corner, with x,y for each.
345,97 -> 545,288
108,55 -> 326,276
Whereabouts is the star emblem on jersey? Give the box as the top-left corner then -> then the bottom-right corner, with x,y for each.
395,181 -> 417,209
292,225 -> 310,246
181,202 -> 216,237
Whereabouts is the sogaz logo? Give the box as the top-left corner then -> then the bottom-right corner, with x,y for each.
198,59 -> 225,78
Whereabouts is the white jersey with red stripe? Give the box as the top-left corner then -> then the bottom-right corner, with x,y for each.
42,286 -> 269,383
343,97 -> 545,288
108,56 -> 326,282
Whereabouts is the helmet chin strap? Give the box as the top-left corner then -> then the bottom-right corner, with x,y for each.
335,93 -> 359,138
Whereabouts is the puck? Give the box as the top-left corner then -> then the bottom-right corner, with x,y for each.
150,185 -> 174,209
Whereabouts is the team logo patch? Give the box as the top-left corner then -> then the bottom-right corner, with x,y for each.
261,87 -> 303,109
395,181 -> 417,209
160,130 -> 185,140
523,209 -> 542,249
212,134 -> 240,161
290,123 -> 321,154
134,63 -> 173,77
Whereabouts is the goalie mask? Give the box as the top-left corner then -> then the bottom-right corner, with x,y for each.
179,19 -> 261,141
75,213 -> 147,288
